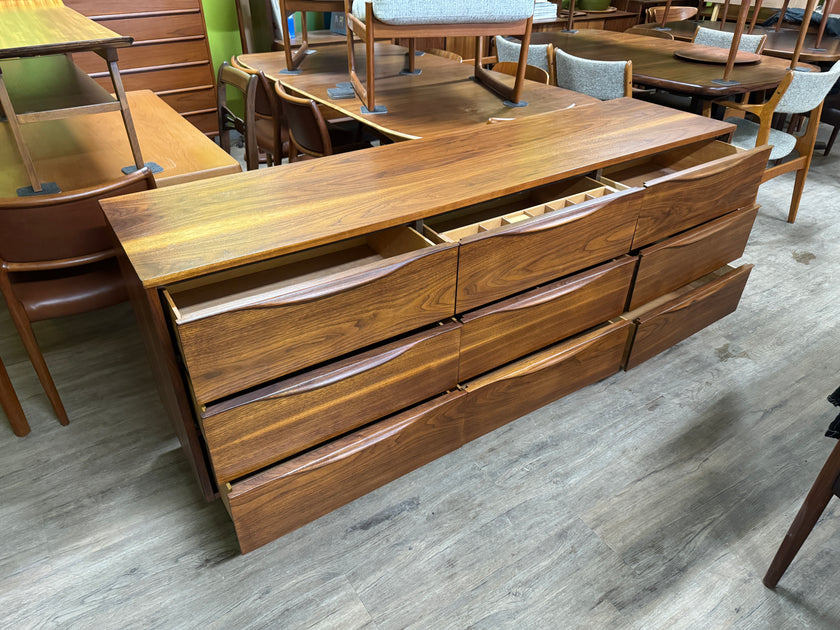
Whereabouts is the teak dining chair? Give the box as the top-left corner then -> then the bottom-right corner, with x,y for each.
554,47 -> 633,101
274,81 -> 376,161
716,60 -> 840,222
273,0 -> 345,71
0,168 -> 156,427
343,0 -> 536,113
219,60 -> 288,169
495,35 -> 555,84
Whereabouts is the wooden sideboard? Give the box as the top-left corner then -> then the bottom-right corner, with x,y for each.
101,99 -> 770,553
64,0 -> 218,134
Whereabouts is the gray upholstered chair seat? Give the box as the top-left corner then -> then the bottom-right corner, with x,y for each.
351,0 -> 535,25
725,117 -> 797,160
555,47 -> 630,101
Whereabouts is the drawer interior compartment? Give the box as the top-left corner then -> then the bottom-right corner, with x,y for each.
165,226 -> 458,404
458,256 -> 636,381
442,187 -> 643,313
600,140 -> 770,249
460,320 -> 631,444
629,205 -> 758,310
423,177 -> 616,243
222,390 -> 469,553
201,321 -> 462,484
622,264 -> 753,370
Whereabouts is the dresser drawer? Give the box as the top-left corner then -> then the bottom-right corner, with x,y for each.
601,140 -> 770,248
424,177 -> 643,312
622,264 -> 753,369
222,390 -> 469,553
201,321 -> 462,484
458,256 -> 636,381
629,205 -> 758,310
461,320 -> 631,444
165,227 -> 458,403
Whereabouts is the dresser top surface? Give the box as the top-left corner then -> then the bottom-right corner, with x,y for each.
101,99 -> 734,288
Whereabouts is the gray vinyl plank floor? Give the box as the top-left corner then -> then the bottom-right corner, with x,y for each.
1,124 -> 839,629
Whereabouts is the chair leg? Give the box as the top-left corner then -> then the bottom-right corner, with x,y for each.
764,439 -> 840,588
0,355 -> 29,437
787,164 -> 809,223
0,278 -> 69,425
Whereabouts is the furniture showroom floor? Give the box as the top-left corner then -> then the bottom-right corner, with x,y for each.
1,122 -> 839,629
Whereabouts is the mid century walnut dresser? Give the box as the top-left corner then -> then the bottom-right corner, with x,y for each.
101,99 -> 770,553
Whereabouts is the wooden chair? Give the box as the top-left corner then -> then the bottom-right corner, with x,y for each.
219,60 -> 288,169
492,62 -> 550,85
554,47 -> 633,100
0,353 -> 28,437
645,5 -> 698,23
494,35 -> 555,85
764,386 -> 840,588
715,60 -> 840,222
273,0 -> 345,71
624,25 -> 675,39
692,25 -> 767,53
0,168 -> 156,426
343,0 -> 536,113
273,81 -> 376,161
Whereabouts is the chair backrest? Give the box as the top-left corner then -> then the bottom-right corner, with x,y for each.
0,168 -> 156,267
624,25 -> 675,39
274,81 -> 332,160
692,26 -> 767,53
234,0 -> 277,53
555,47 -> 632,100
217,60 -> 258,165
646,5 -> 698,22
776,60 -> 840,115
424,47 -> 463,63
492,61 -> 550,84
495,35 -> 553,76
352,0 -> 535,25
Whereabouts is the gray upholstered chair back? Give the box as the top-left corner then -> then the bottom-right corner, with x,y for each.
495,35 -> 551,74
776,60 -> 840,115
555,47 -> 629,101
692,26 -> 767,53
352,0 -> 535,24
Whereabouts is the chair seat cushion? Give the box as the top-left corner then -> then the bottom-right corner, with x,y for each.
351,0 -> 534,25
725,116 -> 797,160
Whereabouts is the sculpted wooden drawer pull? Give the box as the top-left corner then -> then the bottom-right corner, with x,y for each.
644,152 -> 751,185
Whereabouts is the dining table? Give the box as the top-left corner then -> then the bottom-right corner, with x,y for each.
531,29 -> 815,103
236,42 -> 597,141
634,20 -> 840,63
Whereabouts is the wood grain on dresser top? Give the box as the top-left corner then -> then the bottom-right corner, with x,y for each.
101,99 -> 735,289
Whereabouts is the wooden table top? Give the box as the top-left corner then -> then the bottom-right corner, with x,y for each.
635,20 -> 840,63
101,98 -> 735,288
532,29 -> 811,96
0,89 -> 241,196
0,0 -> 131,58
237,42 -> 597,141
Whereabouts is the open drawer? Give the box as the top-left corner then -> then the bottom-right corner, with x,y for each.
460,320 -> 631,444
621,264 -> 753,370
221,389 -> 470,553
628,205 -> 758,310
600,140 -> 770,249
164,226 -> 458,404
424,177 -> 643,312
458,256 -> 636,381
201,321 -> 462,485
